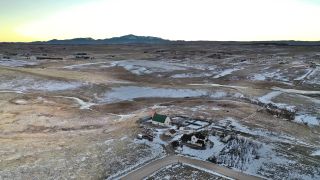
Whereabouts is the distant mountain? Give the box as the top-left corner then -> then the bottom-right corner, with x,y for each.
30,35 -> 320,46
106,34 -> 170,44
33,34 -> 171,45
45,38 -> 96,45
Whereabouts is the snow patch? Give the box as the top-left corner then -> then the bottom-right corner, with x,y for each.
63,62 -> 109,69
294,114 -> 319,126
211,107 -> 221,111
258,91 -> 296,112
251,70 -> 290,83
171,72 -> 212,78
112,60 -> 187,75
213,68 -> 241,78
311,150 -> 320,156
294,69 -> 313,81
54,96 -> 95,110
0,59 -> 38,67
272,87 -> 320,95
258,91 -> 282,104
189,83 -> 247,90
216,118 -> 309,146
250,74 -> 266,81
209,91 -> 227,98
0,77 -> 83,92
117,114 -> 135,121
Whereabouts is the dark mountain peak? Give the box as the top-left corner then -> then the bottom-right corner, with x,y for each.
121,34 -> 139,39
105,34 -> 169,44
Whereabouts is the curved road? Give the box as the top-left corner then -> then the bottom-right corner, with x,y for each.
120,155 -> 263,180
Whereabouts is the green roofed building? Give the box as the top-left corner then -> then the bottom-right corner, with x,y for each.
151,113 -> 171,126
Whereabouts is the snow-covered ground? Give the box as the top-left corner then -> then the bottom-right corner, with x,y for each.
255,90 -> 320,126
216,117 -> 309,146
54,96 -> 96,110
258,91 -> 282,104
64,62 -> 110,69
305,67 -> 320,85
111,60 -> 188,75
184,120 -> 210,130
0,77 -> 83,92
189,83 -> 247,90
249,64 -> 320,86
272,87 -> 320,95
178,118 -> 320,179
311,150 -> 320,156
250,69 -> 290,83
294,68 -> 314,81
213,68 -> 242,79
250,74 -> 266,81
294,114 -> 320,126
139,116 -> 309,179
108,139 -> 165,180
0,90 -> 24,94
111,60 -> 225,78
257,91 -> 297,112
0,59 -> 38,67
209,91 -> 227,98
171,72 -> 213,78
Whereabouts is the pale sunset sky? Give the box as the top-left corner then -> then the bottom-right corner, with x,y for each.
1,0 -> 320,42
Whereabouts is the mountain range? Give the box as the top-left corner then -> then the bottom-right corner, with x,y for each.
31,34 -> 320,46
33,34 -> 170,45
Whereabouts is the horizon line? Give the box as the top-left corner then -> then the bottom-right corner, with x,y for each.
1,34 -> 320,43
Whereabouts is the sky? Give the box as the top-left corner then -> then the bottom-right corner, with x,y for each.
1,0 -> 320,42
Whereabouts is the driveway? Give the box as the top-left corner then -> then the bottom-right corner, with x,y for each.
121,155 -> 263,180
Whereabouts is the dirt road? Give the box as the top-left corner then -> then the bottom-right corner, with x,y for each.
120,155 -> 263,180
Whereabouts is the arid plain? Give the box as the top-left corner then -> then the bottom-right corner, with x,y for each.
0,42 -> 319,179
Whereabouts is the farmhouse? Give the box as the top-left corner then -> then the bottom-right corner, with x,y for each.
181,132 -> 208,148
151,111 -> 171,126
